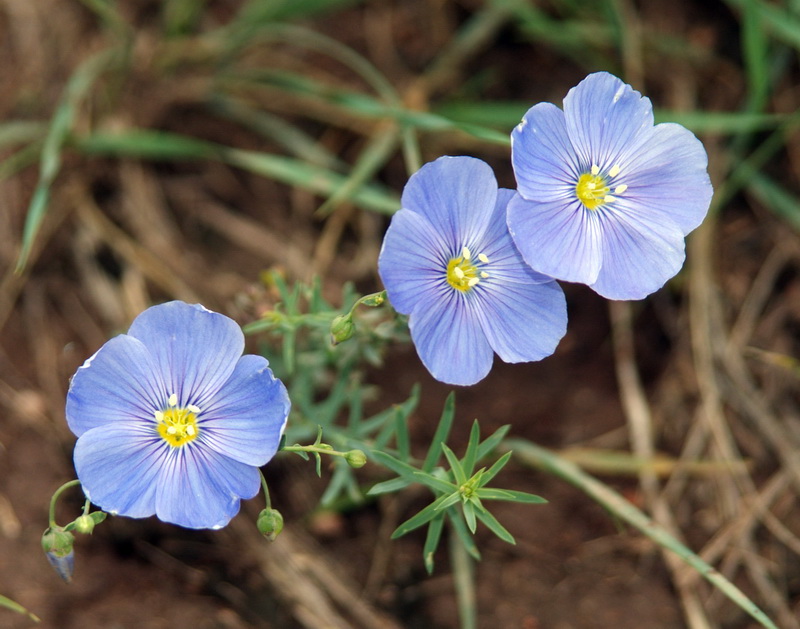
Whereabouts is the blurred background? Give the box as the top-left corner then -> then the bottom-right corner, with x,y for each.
1,0 -> 800,627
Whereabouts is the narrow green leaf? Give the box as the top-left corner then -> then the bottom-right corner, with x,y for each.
462,420 -> 482,477
17,49 -> 115,272
423,515 -> 446,574
478,450 -> 513,487
476,424 -> 511,460
0,594 -> 40,622
393,405 -> 410,462
442,444 -> 468,486
411,471 -> 456,495
462,500 -> 477,533
447,510 -> 481,561
392,494 -> 453,538
474,505 -> 516,544
422,392 -> 455,473
476,487 -> 547,504
367,477 -> 411,496
368,450 -> 420,480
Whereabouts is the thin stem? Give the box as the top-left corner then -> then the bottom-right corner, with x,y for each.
259,469 -> 272,510
48,480 -> 82,528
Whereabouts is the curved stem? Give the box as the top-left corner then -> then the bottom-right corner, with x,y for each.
48,480 -> 81,528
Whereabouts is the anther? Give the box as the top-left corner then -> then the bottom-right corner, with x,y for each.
454,267 -> 465,280
467,277 -> 480,287
609,164 -> 621,178
461,246 -> 472,260
478,253 -> 489,264
168,393 -> 178,407
614,184 -> 628,195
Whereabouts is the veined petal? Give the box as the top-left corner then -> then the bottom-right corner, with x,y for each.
378,209 -> 449,315
472,280 -> 567,363
590,203 -> 686,300
198,355 -> 289,466
127,301 -> 244,409
563,72 -> 654,169
74,425 -> 164,518
155,446 -> 260,529
401,156 -> 498,248
511,102 -> 580,201
66,335 -> 166,437
408,291 -> 493,386
615,123 -> 713,234
507,193 -> 603,284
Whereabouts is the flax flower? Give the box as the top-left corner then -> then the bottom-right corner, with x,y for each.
379,156 -> 567,386
66,301 -> 290,530
508,72 -> 713,300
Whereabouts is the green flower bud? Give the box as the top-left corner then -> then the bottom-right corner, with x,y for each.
42,527 -> 75,582
345,449 -> 367,469
73,515 -> 96,535
256,508 -> 284,542
330,314 -> 355,345
360,292 -> 386,307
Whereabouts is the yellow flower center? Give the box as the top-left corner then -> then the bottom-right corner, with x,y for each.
156,393 -> 200,448
446,246 -> 489,293
575,164 -> 627,210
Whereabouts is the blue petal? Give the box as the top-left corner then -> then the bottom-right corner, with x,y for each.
66,335 -> 166,437
409,290 -> 493,386
511,102 -> 579,201
563,72 -> 654,169
472,189 -> 568,361
401,156 -> 497,249
155,446 -> 260,529
614,123 -> 712,235
473,280 -> 567,363
590,203 -> 686,300
378,209 -> 449,315
74,425 -> 164,518
127,301 -> 244,409
198,355 -> 289,466
507,193 -> 603,284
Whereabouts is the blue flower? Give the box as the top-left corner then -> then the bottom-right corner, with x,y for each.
508,72 -> 713,300
66,301 -> 290,530
378,156 -> 567,386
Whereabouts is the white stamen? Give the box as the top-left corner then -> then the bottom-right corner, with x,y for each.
480,272 -> 489,279
609,164 -> 621,178
454,267 -> 465,280
461,246 -> 471,260
467,277 -> 480,287
614,184 -> 628,195
188,404 -> 201,414
168,393 -> 178,406
478,253 -> 489,264
590,164 -> 600,176
186,425 -> 196,436
167,426 -> 177,435
155,410 -> 164,422
586,182 -> 596,190
603,195 -> 615,203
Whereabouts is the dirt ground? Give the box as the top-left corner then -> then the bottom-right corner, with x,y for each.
1,0 -> 800,628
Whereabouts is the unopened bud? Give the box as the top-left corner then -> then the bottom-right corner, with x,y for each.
256,508 -> 284,542
345,449 -> 367,468
73,515 -> 95,535
330,314 -> 355,345
360,292 -> 386,307
42,528 -> 75,582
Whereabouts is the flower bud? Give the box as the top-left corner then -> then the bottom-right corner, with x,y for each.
256,508 -> 284,542
360,292 -> 386,307
330,313 -> 355,345
42,528 -> 75,582
345,449 -> 367,469
73,515 -> 96,535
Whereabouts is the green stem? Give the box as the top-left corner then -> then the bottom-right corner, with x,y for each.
282,444 -> 348,459
259,469 -> 272,510
48,480 -> 82,529
504,438 -> 779,629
